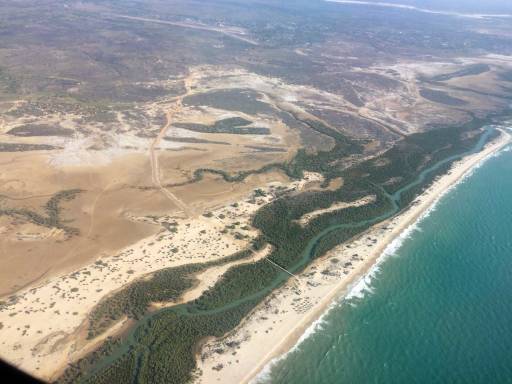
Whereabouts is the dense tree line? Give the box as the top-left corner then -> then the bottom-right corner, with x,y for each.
87,249 -> 256,338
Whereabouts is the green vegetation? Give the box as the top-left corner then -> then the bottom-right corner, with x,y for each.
348,123 -> 485,196
87,248 -> 257,339
183,89 -> 275,115
419,89 -> 467,106
57,337 -> 124,384
499,71 -> 512,83
80,301 -> 258,384
244,145 -> 287,152
175,117 -> 270,135
428,64 -> 490,82
0,189 -> 82,236
0,67 -> 18,94
282,118 -> 364,182
59,113 -> 496,384
6,124 -> 74,137
162,137 -> 230,145
0,143 -> 61,152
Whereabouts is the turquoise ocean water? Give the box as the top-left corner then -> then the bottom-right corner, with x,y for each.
257,141 -> 512,383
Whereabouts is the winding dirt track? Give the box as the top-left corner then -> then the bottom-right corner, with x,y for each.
149,76 -> 195,217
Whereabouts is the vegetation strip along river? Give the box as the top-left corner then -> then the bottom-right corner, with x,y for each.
77,125 -> 496,382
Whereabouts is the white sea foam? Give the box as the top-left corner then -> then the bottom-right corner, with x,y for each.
325,1 -> 512,19
252,131 -> 510,383
251,296 -> 339,383
252,217 -> 425,383
345,215 -> 420,301
343,127 -> 510,303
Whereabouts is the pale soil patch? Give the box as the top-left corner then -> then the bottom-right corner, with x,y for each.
0,124 -> 297,298
0,66 -> 307,297
296,195 -> 376,227
0,152 -> 162,296
326,176 -> 343,190
172,171 -> 290,213
1,221 -> 66,242
152,244 -> 273,310
296,171 -> 324,191
373,157 -> 391,167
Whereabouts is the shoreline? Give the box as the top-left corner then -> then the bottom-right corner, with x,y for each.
197,128 -> 511,384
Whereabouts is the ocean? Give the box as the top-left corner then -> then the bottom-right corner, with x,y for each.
256,142 -> 512,383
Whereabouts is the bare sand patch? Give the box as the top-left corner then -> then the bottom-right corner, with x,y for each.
297,195 -> 376,226
152,244 -> 273,310
325,176 -> 343,190
0,152 -> 163,296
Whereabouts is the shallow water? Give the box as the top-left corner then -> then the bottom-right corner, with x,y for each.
259,143 -> 512,383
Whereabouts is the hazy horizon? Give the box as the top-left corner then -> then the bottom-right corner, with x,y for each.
331,0 -> 512,13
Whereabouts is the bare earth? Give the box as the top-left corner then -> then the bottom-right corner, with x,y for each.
297,195 -> 376,226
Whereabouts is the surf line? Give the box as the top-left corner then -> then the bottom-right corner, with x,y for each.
325,1 -> 512,19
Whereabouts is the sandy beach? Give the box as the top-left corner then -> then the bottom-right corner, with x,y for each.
196,128 -> 511,384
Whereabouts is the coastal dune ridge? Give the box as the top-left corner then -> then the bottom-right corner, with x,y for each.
314,126 -> 511,314
198,126 -> 511,384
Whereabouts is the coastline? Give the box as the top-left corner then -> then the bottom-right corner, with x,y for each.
197,128 -> 511,384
